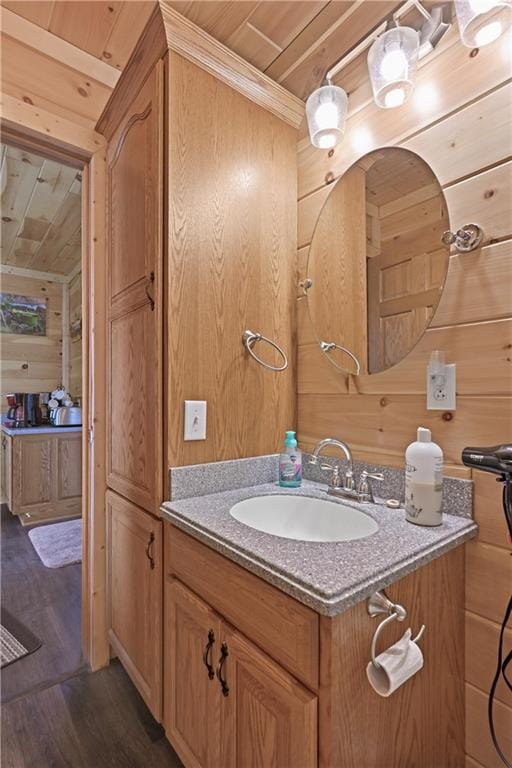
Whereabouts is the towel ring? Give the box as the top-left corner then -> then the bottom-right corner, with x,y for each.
320,341 -> 361,375
242,330 -> 288,372
367,590 -> 426,669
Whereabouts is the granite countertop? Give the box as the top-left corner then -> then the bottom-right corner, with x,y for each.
161,479 -> 477,616
0,423 -> 82,436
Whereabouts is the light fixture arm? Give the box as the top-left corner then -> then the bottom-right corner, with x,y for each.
324,20 -> 387,84
322,0 -> 450,86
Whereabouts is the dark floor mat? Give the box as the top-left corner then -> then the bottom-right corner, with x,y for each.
0,607 -> 42,669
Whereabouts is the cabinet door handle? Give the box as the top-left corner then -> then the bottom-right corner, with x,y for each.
216,641 -> 229,697
145,532 -> 155,569
203,629 -> 215,680
145,271 -> 155,311
1,437 -> 6,448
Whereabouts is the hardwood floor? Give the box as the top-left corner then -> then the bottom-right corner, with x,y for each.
2,661 -> 183,768
1,505 -> 183,768
1,504 -> 84,703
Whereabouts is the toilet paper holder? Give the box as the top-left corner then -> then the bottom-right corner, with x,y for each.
367,590 -> 425,669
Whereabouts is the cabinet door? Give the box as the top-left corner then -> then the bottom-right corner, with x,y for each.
11,435 -> 53,514
164,579 -> 221,768
1,434 -> 12,510
106,490 -> 162,720
220,627 -> 317,768
55,433 -> 82,502
106,62 -> 163,514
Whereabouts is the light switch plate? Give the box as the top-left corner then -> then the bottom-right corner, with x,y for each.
184,400 -> 207,440
427,363 -> 456,410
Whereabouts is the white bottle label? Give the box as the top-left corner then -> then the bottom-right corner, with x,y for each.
405,457 -> 443,526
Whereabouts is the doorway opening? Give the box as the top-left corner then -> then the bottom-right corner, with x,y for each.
0,140 -> 85,700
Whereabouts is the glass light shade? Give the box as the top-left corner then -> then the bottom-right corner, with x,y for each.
367,27 -> 420,109
454,0 -> 512,47
306,84 -> 348,149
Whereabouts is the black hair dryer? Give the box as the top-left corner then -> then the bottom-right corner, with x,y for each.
462,444 -> 512,768
462,444 -> 512,539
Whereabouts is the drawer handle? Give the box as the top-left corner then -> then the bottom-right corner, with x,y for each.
216,641 -> 229,697
203,629 -> 215,680
145,271 -> 155,311
145,532 -> 155,569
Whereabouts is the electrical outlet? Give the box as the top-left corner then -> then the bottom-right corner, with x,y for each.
184,400 -> 207,440
427,363 -> 456,410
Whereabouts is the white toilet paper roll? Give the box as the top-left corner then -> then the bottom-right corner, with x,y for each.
366,628 -> 423,697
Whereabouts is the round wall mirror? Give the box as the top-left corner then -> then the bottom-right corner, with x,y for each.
306,147 -> 450,376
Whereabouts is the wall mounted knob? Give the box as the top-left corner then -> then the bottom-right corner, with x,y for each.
441,223 -> 483,253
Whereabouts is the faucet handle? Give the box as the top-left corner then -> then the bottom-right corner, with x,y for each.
320,463 -> 343,489
343,468 -> 356,492
357,471 -> 384,503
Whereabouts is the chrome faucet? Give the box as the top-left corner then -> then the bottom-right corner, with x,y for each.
310,439 -> 385,503
309,438 -> 356,499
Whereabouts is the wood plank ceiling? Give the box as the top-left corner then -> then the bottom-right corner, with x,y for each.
1,1 -> 157,71
0,0 -> 408,129
0,143 -> 82,277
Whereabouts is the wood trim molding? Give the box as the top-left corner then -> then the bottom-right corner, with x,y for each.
82,149 -> 109,670
159,3 -> 304,130
96,3 -> 304,138
1,93 -> 105,160
111,105 -> 152,165
0,264 -> 69,284
1,8 -> 120,89
95,5 -> 167,139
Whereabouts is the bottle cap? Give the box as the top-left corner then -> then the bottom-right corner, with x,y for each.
285,430 -> 297,448
417,427 -> 431,442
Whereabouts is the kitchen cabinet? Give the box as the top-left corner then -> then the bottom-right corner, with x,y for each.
164,578 -> 317,768
1,433 -> 12,509
164,523 -> 465,768
3,430 -> 81,525
106,490 -> 162,720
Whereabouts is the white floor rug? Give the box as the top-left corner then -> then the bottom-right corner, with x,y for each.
28,519 -> 82,568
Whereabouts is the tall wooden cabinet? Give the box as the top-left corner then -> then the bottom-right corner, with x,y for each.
98,1 -> 301,734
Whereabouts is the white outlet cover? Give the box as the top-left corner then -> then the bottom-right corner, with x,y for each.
427,364 -> 456,410
184,400 -> 207,440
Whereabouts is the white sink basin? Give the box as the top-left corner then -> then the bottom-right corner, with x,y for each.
229,494 -> 379,542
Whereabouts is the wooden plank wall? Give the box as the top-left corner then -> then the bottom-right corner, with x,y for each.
68,270 -> 82,401
296,28 -> 512,768
0,273 -> 63,403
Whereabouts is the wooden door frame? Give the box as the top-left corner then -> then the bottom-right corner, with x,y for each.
1,115 -> 109,670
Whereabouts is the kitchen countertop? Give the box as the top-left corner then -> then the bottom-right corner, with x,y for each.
161,480 -> 477,616
0,423 -> 82,436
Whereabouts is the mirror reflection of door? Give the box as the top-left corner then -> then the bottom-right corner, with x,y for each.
365,149 -> 449,373
306,147 -> 450,376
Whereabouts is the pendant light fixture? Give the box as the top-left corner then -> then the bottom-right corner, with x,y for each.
367,26 -> 420,109
454,0 -> 512,47
305,81 -> 348,149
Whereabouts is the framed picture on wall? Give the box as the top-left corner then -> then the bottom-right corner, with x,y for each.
0,293 -> 47,336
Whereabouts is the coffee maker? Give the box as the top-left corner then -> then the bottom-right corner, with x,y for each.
5,393 -> 22,425
14,394 -> 42,427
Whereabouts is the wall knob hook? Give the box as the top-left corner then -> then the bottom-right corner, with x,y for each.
441,223 -> 483,253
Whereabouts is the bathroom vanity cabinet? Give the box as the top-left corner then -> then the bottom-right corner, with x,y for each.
164,523 -> 465,768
